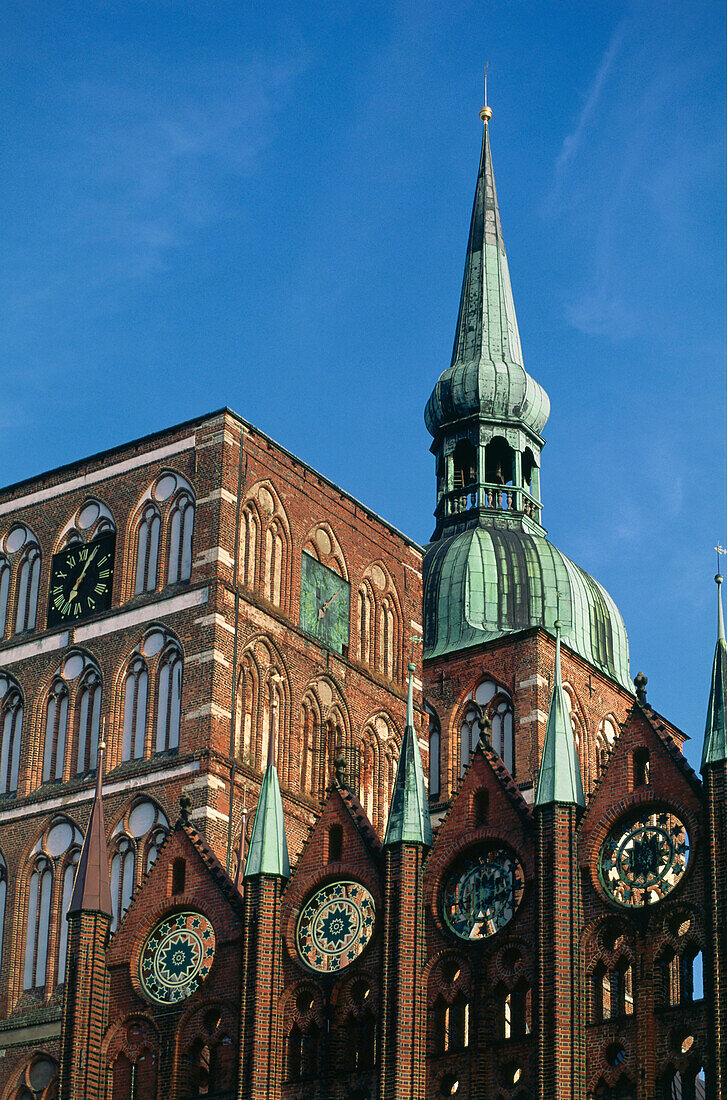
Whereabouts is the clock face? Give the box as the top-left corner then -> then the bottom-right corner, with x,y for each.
299,551 -> 350,654
139,910 -> 216,1005
47,533 -> 115,628
443,847 -> 525,940
599,809 -> 690,907
296,880 -> 376,974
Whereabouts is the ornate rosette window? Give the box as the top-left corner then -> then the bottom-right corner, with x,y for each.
139,911 -> 215,1005
599,809 -> 690,907
442,847 -> 525,941
296,881 -> 376,974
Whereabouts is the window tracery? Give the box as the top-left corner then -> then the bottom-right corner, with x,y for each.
119,629 -> 183,763
592,959 -> 634,1022
9,1055 -> 59,1100
359,714 -> 399,833
239,484 -> 291,611
22,818 -> 82,994
459,679 -> 514,776
110,799 -> 169,931
38,652 -> 103,786
106,1017 -> 160,1100
131,472 -> 195,596
235,639 -> 289,776
0,525 -> 41,636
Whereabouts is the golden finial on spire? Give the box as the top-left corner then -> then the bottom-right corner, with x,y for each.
479,62 -> 492,123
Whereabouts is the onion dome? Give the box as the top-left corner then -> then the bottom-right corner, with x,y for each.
425,115 -> 549,441
424,526 -> 632,691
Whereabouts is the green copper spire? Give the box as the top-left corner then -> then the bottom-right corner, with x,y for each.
244,719 -> 290,879
384,663 -> 433,847
701,573 -> 727,770
535,622 -> 586,808
425,110 -> 550,442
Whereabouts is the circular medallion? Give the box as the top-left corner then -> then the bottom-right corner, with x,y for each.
443,847 -> 525,940
296,881 -> 376,973
599,809 -> 690,907
139,911 -> 215,1005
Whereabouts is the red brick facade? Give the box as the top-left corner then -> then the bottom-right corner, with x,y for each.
0,411 -> 719,1100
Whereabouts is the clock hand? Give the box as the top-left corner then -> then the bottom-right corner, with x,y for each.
69,545 -> 98,599
318,586 -> 343,619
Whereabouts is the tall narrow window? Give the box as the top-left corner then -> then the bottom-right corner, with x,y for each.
0,688 -> 23,795
460,705 -> 482,775
427,705 -> 441,798
358,586 -> 372,664
264,523 -> 284,606
23,856 -> 53,989
57,851 -> 79,984
0,557 -> 9,636
491,697 -> 515,774
110,837 -> 135,932
167,493 -> 194,585
633,748 -> 650,788
111,801 -> 169,931
122,657 -> 149,761
134,504 -> 161,594
76,669 -> 102,774
42,680 -> 69,783
14,544 -> 41,633
242,506 -> 259,589
155,646 -> 182,752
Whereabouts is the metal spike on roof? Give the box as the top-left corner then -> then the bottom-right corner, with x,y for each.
244,764 -> 290,879
534,622 -> 586,808
384,664 -> 433,847
702,573 -> 727,771
68,740 -> 113,918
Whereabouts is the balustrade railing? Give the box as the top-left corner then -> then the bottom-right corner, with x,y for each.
439,484 -> 542,522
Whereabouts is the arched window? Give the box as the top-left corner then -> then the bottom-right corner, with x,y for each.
242,505 -> 259,589
0,557 -> 9,636
0,683 -> 23,795
453,438 -> 477,489
450,993 -> 470,1049
633,747 -> 650,788
264,521 -> 285,606
167,492 -> 194,585
460,679 -> 514,776
287,1023 -> 320,1080
134,503 -> 161,594
594,959 -> 634,1020
358,585 -> 373,665
121,657 -> 149,761
155,644 -> 182,753
14,544 -> 41,634
596,717 -> 618,776
10,1056 -> 59,1100
23,819 -> 82,992
427,704 -> 441,798
485,436 -> 514,486
42,679 -> 69,783
76,668 -> 102,775
299,697 -> 319,797
359,734 -> 377,822
110,800 -> 169,931
345,1009 -> 377,1070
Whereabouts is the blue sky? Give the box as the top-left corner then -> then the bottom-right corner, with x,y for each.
1,1 -> 725,772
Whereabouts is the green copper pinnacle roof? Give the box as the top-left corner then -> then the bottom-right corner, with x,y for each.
424,118 -> 550,440
244,763 -> 290,879
535,624 -> 586,808
424,525 -> 632,691
702,575 -> 727,771
384,664 -> 433,847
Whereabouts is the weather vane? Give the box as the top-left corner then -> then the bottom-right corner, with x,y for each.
715,544 -> 726,573
480,62 -> 492,123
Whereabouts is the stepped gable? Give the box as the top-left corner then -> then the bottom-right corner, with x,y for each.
424,743 -> 535,910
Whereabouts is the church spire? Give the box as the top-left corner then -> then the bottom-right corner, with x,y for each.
68,740 -> 112,917
701,572 -> 727,770
535,622 -> 586,808
244,701 -> 290,879
425,105 -> 550,541
384,663 -> 433,847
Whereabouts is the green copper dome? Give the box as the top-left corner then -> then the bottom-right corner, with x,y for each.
423,526 -> 632,691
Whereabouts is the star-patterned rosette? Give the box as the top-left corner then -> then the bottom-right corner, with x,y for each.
443,847 -> 525,940
139,911 -> 216,1005
599,809 -> 690,907
296,881 -> 376,974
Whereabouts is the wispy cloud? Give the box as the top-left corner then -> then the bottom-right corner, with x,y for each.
546,21 -> 628,216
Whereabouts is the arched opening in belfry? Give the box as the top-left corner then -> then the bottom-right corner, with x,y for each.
453,440 -> 477,490
522,448 -> 537,494
485,437 -> 514,486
